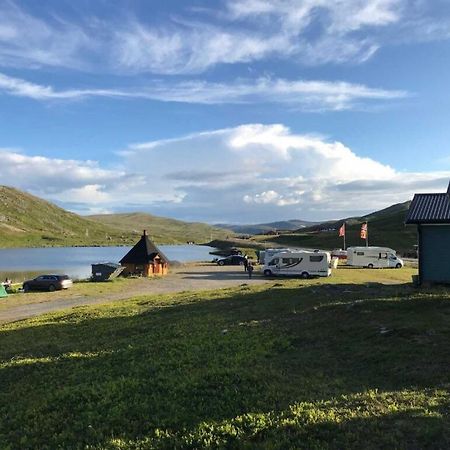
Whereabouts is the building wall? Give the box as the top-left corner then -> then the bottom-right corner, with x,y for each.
121,262 -> 168,277
420,224 -> 450,283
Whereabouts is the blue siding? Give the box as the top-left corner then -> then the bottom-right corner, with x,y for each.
421,225 -> 450,283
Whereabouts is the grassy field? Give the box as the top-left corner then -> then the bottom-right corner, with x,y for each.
0,268 -> 448,449
0,186 -> 231,248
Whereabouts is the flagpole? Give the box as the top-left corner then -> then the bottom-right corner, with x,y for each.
343,222 -> 346,250
366,221 -> 369,247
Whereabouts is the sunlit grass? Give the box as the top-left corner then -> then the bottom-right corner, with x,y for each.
0,267 -> 448,449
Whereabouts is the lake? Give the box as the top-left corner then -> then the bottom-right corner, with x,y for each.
0,245 -> 217,281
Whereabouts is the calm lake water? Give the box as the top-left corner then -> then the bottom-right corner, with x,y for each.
0,245 -> 217,281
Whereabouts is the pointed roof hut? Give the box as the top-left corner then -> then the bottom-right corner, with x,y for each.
120,230 -> 169,277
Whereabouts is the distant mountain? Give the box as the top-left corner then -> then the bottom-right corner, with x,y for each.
0,185 -> 135,248
88,212 -> 232,244
215,219 -> 317,235
262,201 -> 416,254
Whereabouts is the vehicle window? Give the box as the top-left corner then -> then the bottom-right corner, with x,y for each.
268,258 -> 279,266
357,252 -> 364,256
282,258 -> 300,264
36,276 -> 45,281
310,255 -> 324,262
379,253 -> 388,259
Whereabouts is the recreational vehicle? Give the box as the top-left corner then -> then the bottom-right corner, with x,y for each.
347,246 -> 403,268
258,248 -> 293,264
263,251 -> 331,278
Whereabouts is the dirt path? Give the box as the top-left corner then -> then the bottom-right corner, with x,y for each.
0,264 -> 268,324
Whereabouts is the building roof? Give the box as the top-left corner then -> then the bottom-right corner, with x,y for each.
406,182 -> 450,224
119,231 -> 169,264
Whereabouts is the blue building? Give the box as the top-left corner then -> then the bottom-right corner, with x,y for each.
406,182 -> 450,284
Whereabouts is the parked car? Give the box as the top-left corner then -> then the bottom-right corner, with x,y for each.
216,255 -> 247,266
22,274 -> 73,292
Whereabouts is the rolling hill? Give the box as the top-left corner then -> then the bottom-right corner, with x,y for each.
0,186 -> 231,248
0,186 -> 136,248
88,212 -> 231,244
258,201 -> 417,254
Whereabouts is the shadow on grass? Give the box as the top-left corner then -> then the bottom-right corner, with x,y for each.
0,282 -> 448,448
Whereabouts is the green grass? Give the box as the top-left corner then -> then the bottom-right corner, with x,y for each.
0,186 -> 232,248
0,185 -> 136,248
88,213 -> 232,245
0,269 -> 448,449
258,201 -> 417,254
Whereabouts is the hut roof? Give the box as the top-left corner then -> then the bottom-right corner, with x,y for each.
120,231 -> 169,264
406,181 -> 450,224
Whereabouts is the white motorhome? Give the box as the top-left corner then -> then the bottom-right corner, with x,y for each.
347,246 -> 403,268
258,248 -> 293,264
263,251 -> 331,278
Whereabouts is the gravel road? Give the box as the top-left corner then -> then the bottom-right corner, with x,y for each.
0,264 -> 268,324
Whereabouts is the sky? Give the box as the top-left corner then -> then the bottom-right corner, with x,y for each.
1,0 -> 450,223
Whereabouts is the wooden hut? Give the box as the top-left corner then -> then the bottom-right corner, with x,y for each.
120,230 -> 169,277
406,181 -> 450,285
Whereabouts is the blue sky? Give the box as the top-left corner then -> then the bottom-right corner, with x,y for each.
1,0 -> 450,223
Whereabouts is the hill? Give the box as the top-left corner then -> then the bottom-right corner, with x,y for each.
88,212 -> 231,244
0,186 -> 137,248
216,219 -> 317,235
258,201 -> 417,254
0,186 -> 230,248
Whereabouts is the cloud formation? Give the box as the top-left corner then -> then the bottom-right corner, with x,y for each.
2,124 -> 449,221
0,1 -> 448,74
0,72 -> 408,110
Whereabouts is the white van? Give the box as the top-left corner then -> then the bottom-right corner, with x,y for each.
263,251 -> 331,278
347,246 -> 403,269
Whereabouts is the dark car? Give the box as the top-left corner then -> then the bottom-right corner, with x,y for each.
216,255 -> 247,266
23,274 -> 73,292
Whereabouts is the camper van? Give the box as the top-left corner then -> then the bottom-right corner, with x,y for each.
263,251 -> 331,278
258,248 -> 293,264
347,246 -> 403,268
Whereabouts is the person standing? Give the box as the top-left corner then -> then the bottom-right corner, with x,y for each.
247,263 -> 254,278
243,256 -> 248,272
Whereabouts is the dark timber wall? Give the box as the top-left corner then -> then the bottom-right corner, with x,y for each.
419,224 -> 450,283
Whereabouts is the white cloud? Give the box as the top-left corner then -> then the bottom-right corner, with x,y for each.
0,72 -> 408,110
0,148 -> 131,201
0,1 -> 448,74
0,1 -> 95,70
112,124 -> 450,220
1,124 -> 449,222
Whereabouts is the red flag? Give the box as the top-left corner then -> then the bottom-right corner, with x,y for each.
339,223 -> 345,237
360,222 -> 368,239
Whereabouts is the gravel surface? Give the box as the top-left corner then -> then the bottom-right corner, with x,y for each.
0,264 -> 268,324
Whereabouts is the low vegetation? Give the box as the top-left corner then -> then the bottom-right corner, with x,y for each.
0,268 -> 448,449
88,213 -> 231,245
0,186 -> 230,248
257,202 -> 417,254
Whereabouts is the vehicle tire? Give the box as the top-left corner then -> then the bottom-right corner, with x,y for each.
263,269 -> 272,277
396,263 -> 402,269
368,264 -> 374,269
23,284 -> 30,293
48,284 -> 56,292
301,272 -> 309,279
218,260 -> 225,266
